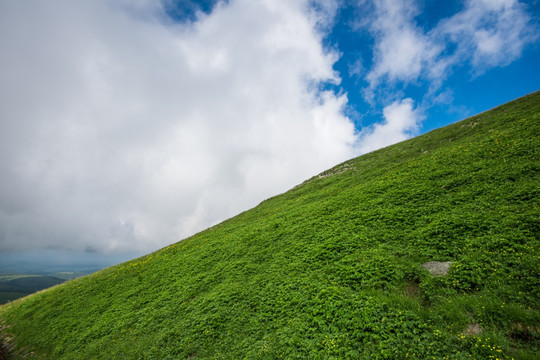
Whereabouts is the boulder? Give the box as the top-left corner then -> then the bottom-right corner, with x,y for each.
422,261 -> 452,276
463,323 -> 483,336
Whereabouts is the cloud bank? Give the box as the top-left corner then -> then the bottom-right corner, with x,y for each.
0,0 -> 357,253
1,0 -> 536,256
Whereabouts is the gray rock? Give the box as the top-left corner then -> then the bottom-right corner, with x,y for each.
422,261 -> 452,276
463,323 -> 483,336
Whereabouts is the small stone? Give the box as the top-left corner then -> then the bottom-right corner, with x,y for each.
463,323 -> 483,336
422,261 -> 452,276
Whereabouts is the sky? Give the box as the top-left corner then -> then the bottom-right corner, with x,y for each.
0,0 -> 538,268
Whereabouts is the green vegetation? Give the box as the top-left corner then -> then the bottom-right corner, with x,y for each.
1,92 -> 539,359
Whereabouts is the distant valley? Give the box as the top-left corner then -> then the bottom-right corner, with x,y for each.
0,272 -> 91,304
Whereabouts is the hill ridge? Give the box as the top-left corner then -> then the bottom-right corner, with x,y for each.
1,91 -> 539,359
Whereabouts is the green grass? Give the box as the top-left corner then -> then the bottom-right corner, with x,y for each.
1,92 -> 539,359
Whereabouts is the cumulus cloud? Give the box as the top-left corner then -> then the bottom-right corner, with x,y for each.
436,0 -> 537,70
365,0 -> 441,87
357,98 -> 423,154
362,0 -> 536,96
3,0 -> 535,257
0,0 -> 357,254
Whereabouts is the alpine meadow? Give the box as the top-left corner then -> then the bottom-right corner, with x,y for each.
0,92 -> 539,359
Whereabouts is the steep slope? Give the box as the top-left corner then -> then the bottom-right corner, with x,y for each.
1,92 -> 539,359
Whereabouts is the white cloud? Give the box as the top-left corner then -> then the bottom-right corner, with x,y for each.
3,0 -> 534,256
362,0 -> 536,95
365,0 -> 441,88
436,0 -> 537,70
357,98 -> 423,154
0,0 -> 357,254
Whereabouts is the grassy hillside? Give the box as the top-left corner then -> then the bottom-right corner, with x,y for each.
1,92 -> 539,359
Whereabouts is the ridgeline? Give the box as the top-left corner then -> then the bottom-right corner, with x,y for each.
1,92 -> 539,359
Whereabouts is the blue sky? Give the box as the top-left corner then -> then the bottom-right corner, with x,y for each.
0,0 -> 538,265
327,0 -> 539,132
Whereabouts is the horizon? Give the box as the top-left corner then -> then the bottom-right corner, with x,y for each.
1,0 -> 539,270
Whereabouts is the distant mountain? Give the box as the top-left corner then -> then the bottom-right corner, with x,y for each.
1,92 -> 539,359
